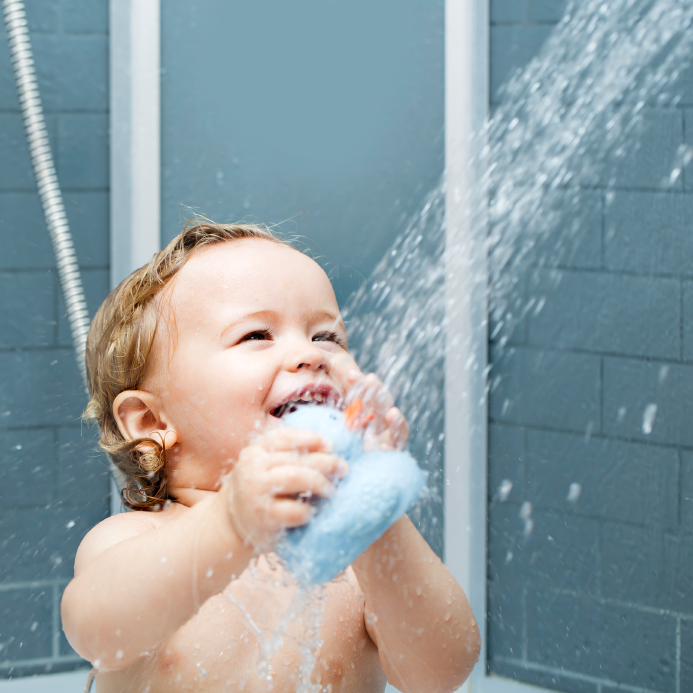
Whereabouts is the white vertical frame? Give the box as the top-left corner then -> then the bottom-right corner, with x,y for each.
110,0 -> 161,287
109,0 -> 162,514
444,2 -> 547,692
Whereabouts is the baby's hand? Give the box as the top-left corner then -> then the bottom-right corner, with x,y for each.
226,429 -> 348,552
343,372 -> 409,452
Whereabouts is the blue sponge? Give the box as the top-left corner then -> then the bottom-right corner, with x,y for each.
275,404 -> 426,584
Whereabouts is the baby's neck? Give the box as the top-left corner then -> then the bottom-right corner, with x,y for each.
169,486 -> 216,508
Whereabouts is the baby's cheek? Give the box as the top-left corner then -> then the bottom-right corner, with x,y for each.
331,352 -> 361,382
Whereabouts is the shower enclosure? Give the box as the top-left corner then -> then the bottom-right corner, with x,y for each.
2,1 -> 692,692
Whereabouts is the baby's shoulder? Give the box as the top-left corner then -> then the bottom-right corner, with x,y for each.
74,505 -> 178,576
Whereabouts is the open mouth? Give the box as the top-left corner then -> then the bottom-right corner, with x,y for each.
270,386 -> 340,419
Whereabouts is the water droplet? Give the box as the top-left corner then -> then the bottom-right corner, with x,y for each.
617,406 -> 627,422
567,482 -> 581,503
66,520 -> 75,529
642,403 -> 657,435
497,479 -> 513,502
584,421 -> 594,443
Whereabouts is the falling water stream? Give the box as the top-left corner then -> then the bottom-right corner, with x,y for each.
230,1 -> 693,691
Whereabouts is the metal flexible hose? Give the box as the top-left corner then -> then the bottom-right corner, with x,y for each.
3,0 -> 90,390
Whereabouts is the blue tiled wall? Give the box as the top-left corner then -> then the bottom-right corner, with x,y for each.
0,0 -> 109,678
487,1 -> 693,692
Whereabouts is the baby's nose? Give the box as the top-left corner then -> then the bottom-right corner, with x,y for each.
292,344 -> 329,372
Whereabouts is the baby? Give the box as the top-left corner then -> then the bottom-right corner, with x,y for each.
61,219 -> 480,693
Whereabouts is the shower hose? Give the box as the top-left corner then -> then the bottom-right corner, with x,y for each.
4,4 -> 103,686
2,0 -> 91,390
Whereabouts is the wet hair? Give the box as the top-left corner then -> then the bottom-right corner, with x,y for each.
83,217 -> 291,510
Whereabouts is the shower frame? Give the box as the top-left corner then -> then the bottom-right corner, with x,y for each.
107,0 -> 162,515
444,1 -> 547,692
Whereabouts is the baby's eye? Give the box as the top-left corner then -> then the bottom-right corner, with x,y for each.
239,329 -> 272,343
313,331 -> 345,347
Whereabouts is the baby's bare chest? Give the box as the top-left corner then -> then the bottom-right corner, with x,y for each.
99,564 -> 385,693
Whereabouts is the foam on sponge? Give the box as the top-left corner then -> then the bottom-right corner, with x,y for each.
276,403 -> 426,584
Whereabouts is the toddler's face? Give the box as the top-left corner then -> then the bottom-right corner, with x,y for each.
144,239 -> 358,492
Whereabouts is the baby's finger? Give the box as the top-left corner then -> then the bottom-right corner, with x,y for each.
345,373 -> 393,417
359,374 -> 393,408
367,376 -> 394,412
267,466 -> 336,499
265,451 -> 348,479
385,407 -> 409,450
260,428 -> 331,453
273,499 -> 313,528
342,372 -> 369,405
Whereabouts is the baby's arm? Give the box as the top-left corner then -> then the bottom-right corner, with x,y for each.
344,374 -> 480,693
61,429 -> 343,670
353,516 -> 479,693
62,489 -> 252,669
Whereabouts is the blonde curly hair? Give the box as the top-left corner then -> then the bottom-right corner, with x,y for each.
83,217 -> 290,510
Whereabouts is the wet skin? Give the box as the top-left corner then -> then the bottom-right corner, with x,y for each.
95,511 -> 386,693
62,240 -> 479,693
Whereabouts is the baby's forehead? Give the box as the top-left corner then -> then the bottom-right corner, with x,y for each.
165,239 -> 336,323
178,238 -> 302,280
180,237 -> 309,283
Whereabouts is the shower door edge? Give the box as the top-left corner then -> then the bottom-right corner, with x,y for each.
443,0 -> 489,689
109,0 -> 162,515
444,2 -> 548,692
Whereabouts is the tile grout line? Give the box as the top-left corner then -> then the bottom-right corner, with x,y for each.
676,616 -> 682,693
0,579 -> 69,593
493,655 -> 662,693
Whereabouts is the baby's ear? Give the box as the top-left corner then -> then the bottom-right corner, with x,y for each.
112,390 -> 178,450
